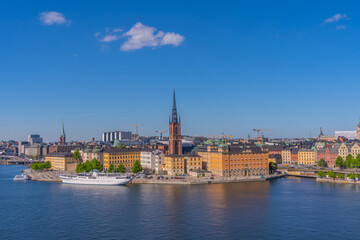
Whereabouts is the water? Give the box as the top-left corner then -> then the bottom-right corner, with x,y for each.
1,165 -> 360,240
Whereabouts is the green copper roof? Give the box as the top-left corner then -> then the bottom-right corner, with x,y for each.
113,139 -> 120,147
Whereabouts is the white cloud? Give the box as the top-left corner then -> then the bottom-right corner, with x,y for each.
324,13 -> 348,24
99,35 -> 119,42
94,32 -> 101,37
39,11 -> 70,25
336,25 -> 347,30
113,28 -> 123,33
120,22 -> 184,51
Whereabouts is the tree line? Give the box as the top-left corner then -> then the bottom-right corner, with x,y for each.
317,170 -> 360,180
31,161 -> 51,170
318,154 -> 360,169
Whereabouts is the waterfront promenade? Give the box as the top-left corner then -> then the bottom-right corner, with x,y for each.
23,169 -> 285,184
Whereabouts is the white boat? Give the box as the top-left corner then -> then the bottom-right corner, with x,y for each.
14,173 -> 30,181
60,171 -> 132,186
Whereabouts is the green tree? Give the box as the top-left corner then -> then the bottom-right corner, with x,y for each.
43,161 -> 51,169
327,171 -> 336,179
73,149 -> 81,160
132,160 -> 143,174
269,162 -> 278,174
345,154 -> 353,168
318,159 -> 327,167
76,162 -> 85,173
356,173 -> 360,179
202,172 -> 205,177
31,162 -> 41,170
317,170 -> 326,178
84,160 -> 92,172
90,158 -> 102,171
335,156 -> 344,168
117,164 -> 126,173
33,154 -> 38,160
108,164 -> 115,173
337,173 -> 344,179
349,174 -> 355,180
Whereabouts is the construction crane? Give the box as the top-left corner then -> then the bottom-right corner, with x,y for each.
127,124 -> 143,140
155,130 -> 168,140
253,129 -> 272,143
213,135 -> 233,144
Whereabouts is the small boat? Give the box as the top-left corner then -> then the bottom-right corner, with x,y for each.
14,173 -> 30,181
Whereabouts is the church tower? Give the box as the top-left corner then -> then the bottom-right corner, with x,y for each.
357,118 -> 360,140
168,90 -> 182,155
60,120 -> 66,144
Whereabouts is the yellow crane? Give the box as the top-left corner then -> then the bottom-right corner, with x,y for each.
252,129 -> 272,143
213,135 -> 233,144
127,124 -> 143,140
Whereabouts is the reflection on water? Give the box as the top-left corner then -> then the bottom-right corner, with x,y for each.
2,165 -> 360,240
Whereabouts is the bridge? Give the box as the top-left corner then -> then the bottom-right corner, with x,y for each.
0,155 -> 41,165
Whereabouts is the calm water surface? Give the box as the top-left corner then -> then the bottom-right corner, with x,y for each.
1,165 -> 360,240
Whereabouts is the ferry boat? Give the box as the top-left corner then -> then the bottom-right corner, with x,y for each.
14,173 -> 30,181
60,171 -> 132,186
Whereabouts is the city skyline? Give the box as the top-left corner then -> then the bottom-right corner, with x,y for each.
2,1 -> 360,141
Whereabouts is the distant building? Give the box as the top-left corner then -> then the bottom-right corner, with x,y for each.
281,149 -> 291,165
45,152 -> 78,171
357,118 -> 360,139
28,134 -> 43,145
102,131 -> 132,142
316,146 -> 338,167
335,131 -> 357,140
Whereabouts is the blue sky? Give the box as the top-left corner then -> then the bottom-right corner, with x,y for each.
1,0 -> 360,141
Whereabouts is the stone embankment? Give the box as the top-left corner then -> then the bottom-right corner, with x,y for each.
24,169 -> 62,182
316,178 -> 360,185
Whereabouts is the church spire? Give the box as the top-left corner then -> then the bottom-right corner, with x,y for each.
171,89 -> 178,123
61,120 -> 66,138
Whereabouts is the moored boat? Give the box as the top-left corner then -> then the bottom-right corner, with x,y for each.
60,171 -> 132,186
14,173 -> 30,181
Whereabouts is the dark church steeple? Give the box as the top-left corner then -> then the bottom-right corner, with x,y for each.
171,89 -> 178,124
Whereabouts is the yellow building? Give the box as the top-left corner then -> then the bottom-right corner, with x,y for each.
45,152 -> 78,171
163,155 -> 185,176
298,149 -> 315,165
103,148 -> 141,171
199,144 -> 269,177
184,153 -> 202,173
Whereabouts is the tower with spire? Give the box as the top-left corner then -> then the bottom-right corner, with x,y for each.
60,120 -> 66,144
168,89 -> 182,155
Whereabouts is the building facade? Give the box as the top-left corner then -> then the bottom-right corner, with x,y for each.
103,148 -> 141,171
140,150 -> 165,173
45,152 -> 78,171
298,149 -> 315,165
82,146 -> 103,164
102,131 -> 133,142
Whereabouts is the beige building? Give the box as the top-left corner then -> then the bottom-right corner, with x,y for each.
298,149 -> 315,165
281,149 -> 291,165
338,143 -> 350,159
82,146 -> 103,164
351,144 -> 360,158
45,152 -> 78,171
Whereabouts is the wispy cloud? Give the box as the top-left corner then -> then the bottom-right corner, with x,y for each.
120,22 -> 184,51
99,35 -> 119,42
39,11 -> 71,26
336,25 -> 347,30
323,13 -> 349,24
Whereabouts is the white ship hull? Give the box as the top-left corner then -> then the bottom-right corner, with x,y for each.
60,175 -> 132,186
